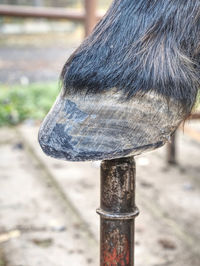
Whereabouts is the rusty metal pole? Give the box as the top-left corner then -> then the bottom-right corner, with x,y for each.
97,156 -> 139,266
84,0 -> 98,36
167,132 -> 177,165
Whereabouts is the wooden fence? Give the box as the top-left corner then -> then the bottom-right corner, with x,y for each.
0,0 -> 101,36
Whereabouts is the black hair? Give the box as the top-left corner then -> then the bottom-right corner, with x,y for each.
61,0 -> 200,109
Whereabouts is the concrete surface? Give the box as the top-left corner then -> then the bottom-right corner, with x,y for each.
0,122 -> 200,266
0,127 -> 98,266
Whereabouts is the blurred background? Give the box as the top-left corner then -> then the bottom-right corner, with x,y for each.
0,1 -> 200,265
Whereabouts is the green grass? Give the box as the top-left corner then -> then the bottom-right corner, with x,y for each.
0,82 -> 59,127
0,82 -> 199,127
195,91 -> 200,111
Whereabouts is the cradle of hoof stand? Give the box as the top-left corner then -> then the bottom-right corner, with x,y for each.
97,156 -> 139,266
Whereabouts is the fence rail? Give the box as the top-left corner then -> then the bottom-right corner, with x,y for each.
0,0 -> 101,35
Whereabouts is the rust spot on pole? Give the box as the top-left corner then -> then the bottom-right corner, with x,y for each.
97,156 -> 139,266
102,227 -> 130,265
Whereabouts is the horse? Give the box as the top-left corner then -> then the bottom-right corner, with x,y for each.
39,0 -> 200,161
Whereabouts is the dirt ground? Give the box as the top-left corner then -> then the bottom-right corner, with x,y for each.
0,33 -> 200,266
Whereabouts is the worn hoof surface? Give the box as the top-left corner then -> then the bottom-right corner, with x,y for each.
38,89 -> 186,161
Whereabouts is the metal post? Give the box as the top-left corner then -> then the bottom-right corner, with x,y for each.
84,0 -> 98,36
97,156 -> 139,266
167,133 -> 177,165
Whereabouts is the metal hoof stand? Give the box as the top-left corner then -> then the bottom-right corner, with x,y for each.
97,157 -> 139,266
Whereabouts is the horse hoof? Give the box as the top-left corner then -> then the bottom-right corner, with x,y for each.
38,89 -> 186,161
